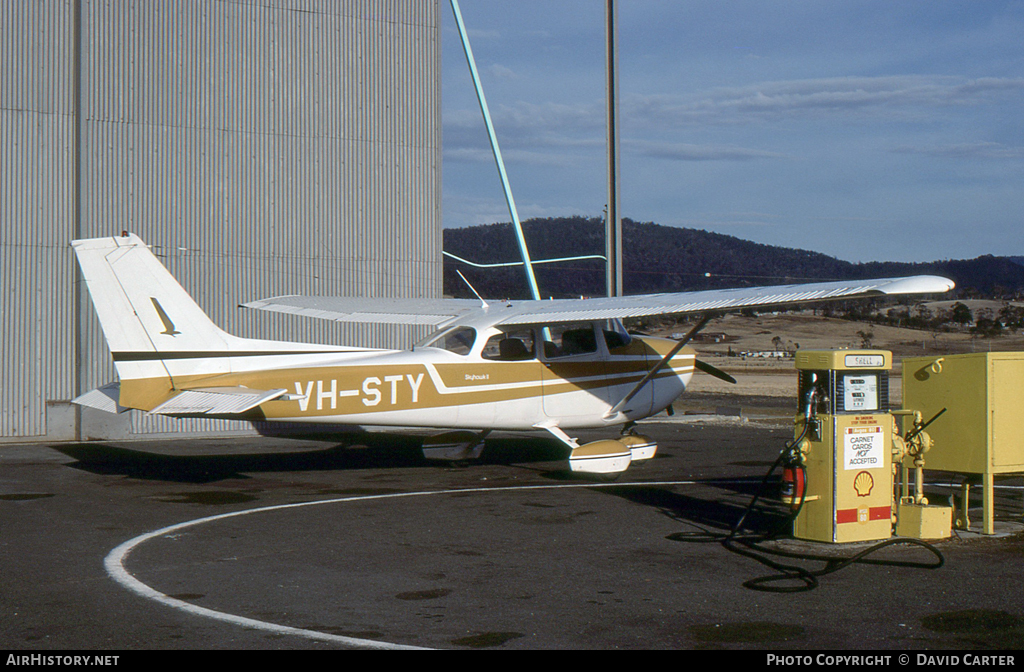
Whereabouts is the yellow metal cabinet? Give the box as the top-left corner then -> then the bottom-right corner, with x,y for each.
902,352 -> 1024,534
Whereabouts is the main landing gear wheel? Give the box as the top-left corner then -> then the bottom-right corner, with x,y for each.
567,434 -> 658,479
619,433 -> 658,462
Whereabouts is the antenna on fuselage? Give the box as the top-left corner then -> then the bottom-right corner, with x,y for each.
456,269 -> 489,309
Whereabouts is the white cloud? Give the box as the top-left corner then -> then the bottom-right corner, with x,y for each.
626,76 -> 1024,127
487,64 -> 520,80
442,192 -> 597,229
891,142 -> 1024,160
443,147 -> 577,167
629,139 -> 787,162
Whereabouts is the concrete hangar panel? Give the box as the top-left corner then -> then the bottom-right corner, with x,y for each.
0,1 -> 442,442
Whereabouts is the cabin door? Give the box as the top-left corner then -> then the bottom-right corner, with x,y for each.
540,324 -> 613,418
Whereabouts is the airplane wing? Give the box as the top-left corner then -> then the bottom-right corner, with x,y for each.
241,296 -> 483,328
243,275 -> 954,328
493,275 -> 955,325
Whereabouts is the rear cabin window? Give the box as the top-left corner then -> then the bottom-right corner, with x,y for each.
602,319 -> 632,351
603,328 -> 631,351
543,324 -> 598,359
482,329 -> 536,361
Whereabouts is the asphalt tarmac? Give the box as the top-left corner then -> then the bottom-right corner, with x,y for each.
2,417 -> 1023,651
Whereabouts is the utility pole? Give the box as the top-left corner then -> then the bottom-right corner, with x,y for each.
606,0 -> 623,297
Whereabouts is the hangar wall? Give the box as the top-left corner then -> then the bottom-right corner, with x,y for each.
0,0 -> 442,441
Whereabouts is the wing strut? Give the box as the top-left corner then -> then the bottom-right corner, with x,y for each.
606,314 -> 713,418
450,0 -> 541,301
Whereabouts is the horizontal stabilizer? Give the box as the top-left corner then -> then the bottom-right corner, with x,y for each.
73,383 -> 127,414
149,387 -> 289,416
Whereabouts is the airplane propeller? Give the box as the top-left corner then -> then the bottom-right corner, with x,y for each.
694,358 -> 737,384
672,314 -> 738,384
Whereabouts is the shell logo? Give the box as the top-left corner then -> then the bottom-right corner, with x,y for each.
853,471 -> 874,497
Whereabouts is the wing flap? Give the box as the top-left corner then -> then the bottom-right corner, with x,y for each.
149,387 -> 288,416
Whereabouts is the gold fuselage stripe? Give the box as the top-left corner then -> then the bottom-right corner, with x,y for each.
118,338 -> 696,419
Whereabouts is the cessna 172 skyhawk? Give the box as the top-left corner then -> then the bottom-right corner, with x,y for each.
72,233 -> 954,475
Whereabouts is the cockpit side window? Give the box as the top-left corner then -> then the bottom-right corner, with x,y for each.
482,328 -> 536,361
418,326 -> 476,356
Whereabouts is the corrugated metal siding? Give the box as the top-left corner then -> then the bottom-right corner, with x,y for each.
1,0 -> 441,439
1,0 -> 78,438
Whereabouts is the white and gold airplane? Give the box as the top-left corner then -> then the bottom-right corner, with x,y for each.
72,233 -> 954,476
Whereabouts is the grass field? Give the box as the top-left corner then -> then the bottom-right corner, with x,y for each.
654,311 -> 1024,418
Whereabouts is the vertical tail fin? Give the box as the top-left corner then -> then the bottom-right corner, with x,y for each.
72,234 -> 238,359
72,234 -> 342,412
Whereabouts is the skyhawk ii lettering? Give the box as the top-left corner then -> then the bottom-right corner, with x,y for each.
71,234 -> 953,476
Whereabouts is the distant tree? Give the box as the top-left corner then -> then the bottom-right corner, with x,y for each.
998,304 -> 1024,330
857,329 -> 874,348
950,302 -> 973,326
887,307 -> 907,327
971,318 -> 1004,337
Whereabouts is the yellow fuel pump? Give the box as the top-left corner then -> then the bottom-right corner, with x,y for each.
788,350 -> 896,543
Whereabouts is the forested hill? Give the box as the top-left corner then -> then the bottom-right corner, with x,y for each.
442,216 -> 1024,300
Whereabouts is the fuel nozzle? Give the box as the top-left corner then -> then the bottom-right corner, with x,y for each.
799,373 -> 822,440
802,373 -> 818,420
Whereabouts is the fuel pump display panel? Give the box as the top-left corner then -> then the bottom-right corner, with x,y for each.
841,373 -> 879,413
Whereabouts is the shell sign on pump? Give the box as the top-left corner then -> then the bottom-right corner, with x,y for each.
853,471 -> 875,497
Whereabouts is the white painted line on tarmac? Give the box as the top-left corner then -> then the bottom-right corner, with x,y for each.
104,480 -> 704,649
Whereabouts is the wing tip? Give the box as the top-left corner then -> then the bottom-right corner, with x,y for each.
877,275 -> 956,295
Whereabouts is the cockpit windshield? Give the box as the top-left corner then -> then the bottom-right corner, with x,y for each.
415,326 -> 476,356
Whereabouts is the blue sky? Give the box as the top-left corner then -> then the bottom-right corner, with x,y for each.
440,0 -> 1024,263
